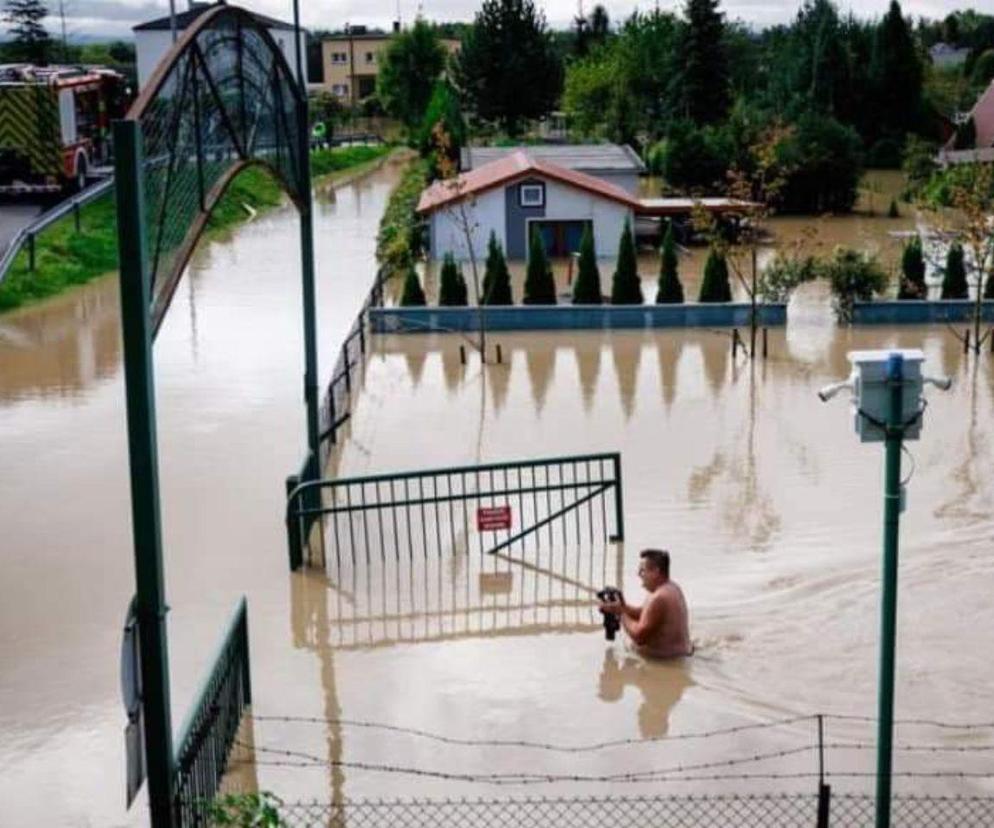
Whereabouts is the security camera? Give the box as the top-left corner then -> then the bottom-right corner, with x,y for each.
923,375 -> 952,392
818,377 -> 855,403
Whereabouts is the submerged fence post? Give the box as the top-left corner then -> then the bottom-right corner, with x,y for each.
285,474 -> 303,570
610,453 -> 625,542
817,714 -> 831,828
113,119 -> 176,828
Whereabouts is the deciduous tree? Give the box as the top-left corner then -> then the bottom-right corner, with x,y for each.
3,0 -> 50,64
377,21 -> 447,128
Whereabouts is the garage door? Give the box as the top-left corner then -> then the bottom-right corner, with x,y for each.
531,220 -> 591,257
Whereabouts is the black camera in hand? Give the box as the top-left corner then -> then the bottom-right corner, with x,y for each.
596,587 -> 623,641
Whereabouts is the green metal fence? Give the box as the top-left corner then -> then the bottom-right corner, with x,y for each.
173,597 -> 252,826
285,453 -> 624,571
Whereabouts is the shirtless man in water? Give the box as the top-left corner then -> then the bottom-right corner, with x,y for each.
599,549 -> 692,658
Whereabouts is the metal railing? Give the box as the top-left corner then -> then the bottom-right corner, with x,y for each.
173,597 -> 251,826
0,177 -> 113,285
286,452 -> 624,571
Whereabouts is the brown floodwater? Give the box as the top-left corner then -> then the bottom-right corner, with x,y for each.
2,165 -> 993,826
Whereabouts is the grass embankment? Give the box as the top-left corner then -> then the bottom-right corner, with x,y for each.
376,157 -> 431,279
0,145 -> 391,312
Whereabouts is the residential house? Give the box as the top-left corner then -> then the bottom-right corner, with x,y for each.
133,2 -> 305,89
417,151 -> 640,261
929,42 -> 970,69
461,144 -> 646,196
944,79 -> 994,153
321,24 -> 460,104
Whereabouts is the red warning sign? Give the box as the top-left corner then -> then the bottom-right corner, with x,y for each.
476,505 -> 512,531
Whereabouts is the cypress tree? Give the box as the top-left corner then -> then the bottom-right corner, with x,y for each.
698,248 -> 732,303
870,0 -> 924,142
571,225 -> 603,304
523,228 -> 557,304
610,219 -> 643,304
482,231 -> 514,305
672,0 -> 731,125
400,263 -> 427,306
656,222 -> 684,304
898,236 -> 926,299
941,243 -> 968,300
438,253 -> 468,306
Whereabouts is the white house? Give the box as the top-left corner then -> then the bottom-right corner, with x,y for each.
417,151 -> 639,261
133,2 -> 306,89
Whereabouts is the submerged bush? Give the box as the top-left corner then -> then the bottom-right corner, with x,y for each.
941,242 -> 969,300
523,229 -> 556,305
482,231 -> 513,305
438,253 -> 468,306
698,248 -> 732,303
656,222 -> 684,304
400,263 -> 427,306
824,247 -> 888,322
898,236 -> 926,299
610,219 -> 642,304
571,225 -> 602,304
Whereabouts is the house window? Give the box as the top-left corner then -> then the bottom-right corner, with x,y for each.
331,51 -> 348,64
365,51 -> 376,63
519,183 -> 545,208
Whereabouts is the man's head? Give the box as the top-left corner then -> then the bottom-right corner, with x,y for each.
638,549 -> 670,591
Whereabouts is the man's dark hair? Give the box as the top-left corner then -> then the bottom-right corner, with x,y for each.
640,548 -> 670,578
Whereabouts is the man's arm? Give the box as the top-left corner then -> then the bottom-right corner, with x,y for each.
621,594 -> 664,647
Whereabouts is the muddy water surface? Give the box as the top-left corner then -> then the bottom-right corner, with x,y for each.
2,165 -> 993,825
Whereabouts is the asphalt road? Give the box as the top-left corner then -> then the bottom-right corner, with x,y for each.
0,203 -> 43,256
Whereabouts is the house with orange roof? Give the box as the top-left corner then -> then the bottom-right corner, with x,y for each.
417,150 -> 641,261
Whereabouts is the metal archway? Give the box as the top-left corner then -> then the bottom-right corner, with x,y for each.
112,5 -> 318,826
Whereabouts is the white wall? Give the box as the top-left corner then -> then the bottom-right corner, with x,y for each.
430,188 -> 505,262
136,27 -> 307,89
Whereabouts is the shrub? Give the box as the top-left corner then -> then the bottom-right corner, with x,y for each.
482,231 -> 513,305
377,159 -> 430,277
571,225 -> 602,304
610,219 -> 643,304
698,248 -> 732,303
438,253 -> 468,305
209,792 -> 284,827
523,228 -> 556,304
776,112 -> 863,213
400,263 -> 427,306
898,236 -> 926,299
645,139 -> 667,176
941,242 -> 969,299
759,253 -> 818,303
656,222 -> 684,304
824,247 -> 888,322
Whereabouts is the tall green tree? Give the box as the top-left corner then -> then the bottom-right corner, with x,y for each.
377,20 -> 447,128
941,242 -> 969,299
656,223 -> 684,303
482,231 -> 514,305
438,253 -> 469,306
523,229 -> 557,305
419,79 -> 467,173
454,0 -> 562,135
400,263 -> 427,306
610,219 -> 643,304
572,226 -> 603,304
698,248 -> 732,302
3,0 -> 50,64
672,0 -> 731,125
898,236 -> 926,299
870,1 -> 924,142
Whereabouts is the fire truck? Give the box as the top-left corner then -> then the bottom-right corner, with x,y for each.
0,64 -> 128,194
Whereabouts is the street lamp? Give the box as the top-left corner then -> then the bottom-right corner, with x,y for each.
818,349 -> 950,828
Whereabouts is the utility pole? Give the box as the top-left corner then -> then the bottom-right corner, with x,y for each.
169,0 -> 178,43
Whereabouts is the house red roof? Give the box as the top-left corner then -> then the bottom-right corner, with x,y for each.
416,150 -> 640,214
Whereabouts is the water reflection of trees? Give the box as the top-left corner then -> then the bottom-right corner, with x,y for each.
526,346 -> 556,412
611,337 -> 643,420
574,336 -> 603,412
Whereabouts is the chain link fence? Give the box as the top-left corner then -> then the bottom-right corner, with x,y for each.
273,792 -> 994,828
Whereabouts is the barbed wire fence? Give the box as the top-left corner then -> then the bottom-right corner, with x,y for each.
209,711 -> 994,827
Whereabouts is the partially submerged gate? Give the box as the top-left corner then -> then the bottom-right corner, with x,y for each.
113,5 -> 318,826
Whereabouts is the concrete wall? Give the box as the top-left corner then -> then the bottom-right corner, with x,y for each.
852,300 -> 994,325
136,27 -> 306,89
370,303 -> 787,333
430,188 -> 506,261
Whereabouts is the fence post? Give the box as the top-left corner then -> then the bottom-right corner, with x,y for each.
358,314 -> 366,356
344,346 -> 352,395
327,391 -> 337,445
27,232 -> 35,271
238,599 -> 252,705
762,327 -> 769,360
285,474 -> 303,570
610,453 -> 625,542
74,201 -> 81,233
817,714 -> 831,828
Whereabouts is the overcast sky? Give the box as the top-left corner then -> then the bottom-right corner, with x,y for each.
41,0 -> 970,41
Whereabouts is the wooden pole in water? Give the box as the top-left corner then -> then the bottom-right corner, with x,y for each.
762,327 -> 769,360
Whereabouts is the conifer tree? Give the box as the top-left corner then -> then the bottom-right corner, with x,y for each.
698,247 -> 732,303
656,222 -> 684,304
482,231 -> 514,305
898,236 -> 926,299
571,225 -> 603,304
3,0 -> 50,64
523,228 -> 557,304
438,253 -> 469,306
672,0 -> 730,125
941,242 -> 968,300
400,263 -> 427,306
610,219 -> 643,304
